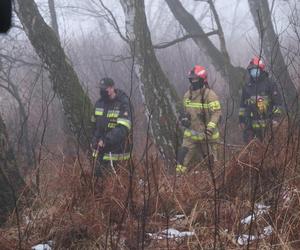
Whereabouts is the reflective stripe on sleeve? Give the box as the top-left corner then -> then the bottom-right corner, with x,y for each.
103,152 -> 131,161
208,100 -> 221,111
117,118 -> 131,129
95,108 -> 104,116
207,121 -> 217,129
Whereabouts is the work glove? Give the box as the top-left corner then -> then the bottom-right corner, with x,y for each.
179,113 -> 191,128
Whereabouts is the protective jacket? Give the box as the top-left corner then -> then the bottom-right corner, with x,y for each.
175,87 -> 221,173
91,89 -> 132,161
239,72 -> 282,129
182,87 -> 221,141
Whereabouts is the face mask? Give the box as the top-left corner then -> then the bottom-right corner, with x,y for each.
249,68 -> 261,79
100,88 -> 109,100
189,78 -> 204,90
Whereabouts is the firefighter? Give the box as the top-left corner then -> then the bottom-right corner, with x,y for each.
91,77 -> 132,177
176,65 -> 222,174
239,56 -> 282,143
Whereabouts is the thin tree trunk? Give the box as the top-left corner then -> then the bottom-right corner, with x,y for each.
0,114 -> 25,224
15,0 -> 94,150
48,0 -> 59,38
120,0 -> 183,163
248,0 -> 298,108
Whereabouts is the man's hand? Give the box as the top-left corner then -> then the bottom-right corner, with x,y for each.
179,113 -> 191,128
272,120 -> 279,128
239,123 -> 246,130
98,139 -> 105,148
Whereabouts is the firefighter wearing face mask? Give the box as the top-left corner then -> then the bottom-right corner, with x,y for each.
91,77 -> 132,177
239,56 -> 283,143
176,65 -> 222,174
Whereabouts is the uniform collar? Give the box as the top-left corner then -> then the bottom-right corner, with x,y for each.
189,87 -> 206,100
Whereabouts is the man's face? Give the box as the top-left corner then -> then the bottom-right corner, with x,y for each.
106,86 -> 115,99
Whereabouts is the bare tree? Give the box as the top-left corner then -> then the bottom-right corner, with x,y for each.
0,68 -> 36,167
165,0 -> 246,112
119,0 -> 183,163
248,0 -> 298,107
0,114 -> 25,225
15,0 -> 94,150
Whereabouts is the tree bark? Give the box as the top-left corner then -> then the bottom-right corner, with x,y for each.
0,114 -> 25,224
165,0 -> 245,106
248,0 -> 298,108
15,0 -> 94,150
48,0 -> 59,38
120,0 -> 183,163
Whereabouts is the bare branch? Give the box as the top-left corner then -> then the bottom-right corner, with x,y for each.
94,0 -> 129,43
153,31 -> 218,49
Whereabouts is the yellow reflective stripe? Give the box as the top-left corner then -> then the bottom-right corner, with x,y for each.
207,121 -> 217,129
211,131 -> 220,140
107,110 -> 120,118
95,108 -> 104,116
92,150 -> 98,158
252,120 -> 266,128
117,118 -> 131,129
272,107 -> 282,114
103,152 -> 130,161
239,108 -> 245,116
208,100 -> 221,111
108,123 -> 117,128
184,129 -> 219,141
184,99 -> 221,111
176,164 -> 187,173
184,129 -> 204,141
184,99 -> 209,109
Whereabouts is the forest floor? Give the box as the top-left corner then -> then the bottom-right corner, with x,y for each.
0,122 -> 300,249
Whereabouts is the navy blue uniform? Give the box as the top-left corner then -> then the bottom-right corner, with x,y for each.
239,72 -> 282,143
91,89 -> 132,175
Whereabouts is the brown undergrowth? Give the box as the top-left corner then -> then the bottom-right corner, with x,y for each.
0,121 -> 299,249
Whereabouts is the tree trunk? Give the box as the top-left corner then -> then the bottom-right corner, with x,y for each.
15,0 -> 94,150
165,0 -> 245,106
48,0 -> 59,38
0,114 -> 25,224
248,0 -> 298,108
120,0 -> 183,163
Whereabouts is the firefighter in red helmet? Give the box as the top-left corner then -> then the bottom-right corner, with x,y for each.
176,65 -> 222,174
239,56 -> 283,143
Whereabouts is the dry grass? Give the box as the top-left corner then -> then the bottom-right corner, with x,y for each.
0,121 -> 299,249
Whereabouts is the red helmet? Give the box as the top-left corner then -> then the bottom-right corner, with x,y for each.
188,65 -> 208,81
248,56 -> 265,70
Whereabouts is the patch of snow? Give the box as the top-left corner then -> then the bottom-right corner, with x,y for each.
170,214 -> 185,221
255,203 -> 270,216
237,225 -> 273,245
32,241 -> 53,250
241,214 -> 255,225
241,203 -> 270,224
148,228 -> 195,240
262,225 -> 273,237
237,234 -> 257,245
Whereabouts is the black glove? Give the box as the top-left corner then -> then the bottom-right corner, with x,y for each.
179,113 -> 191,128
